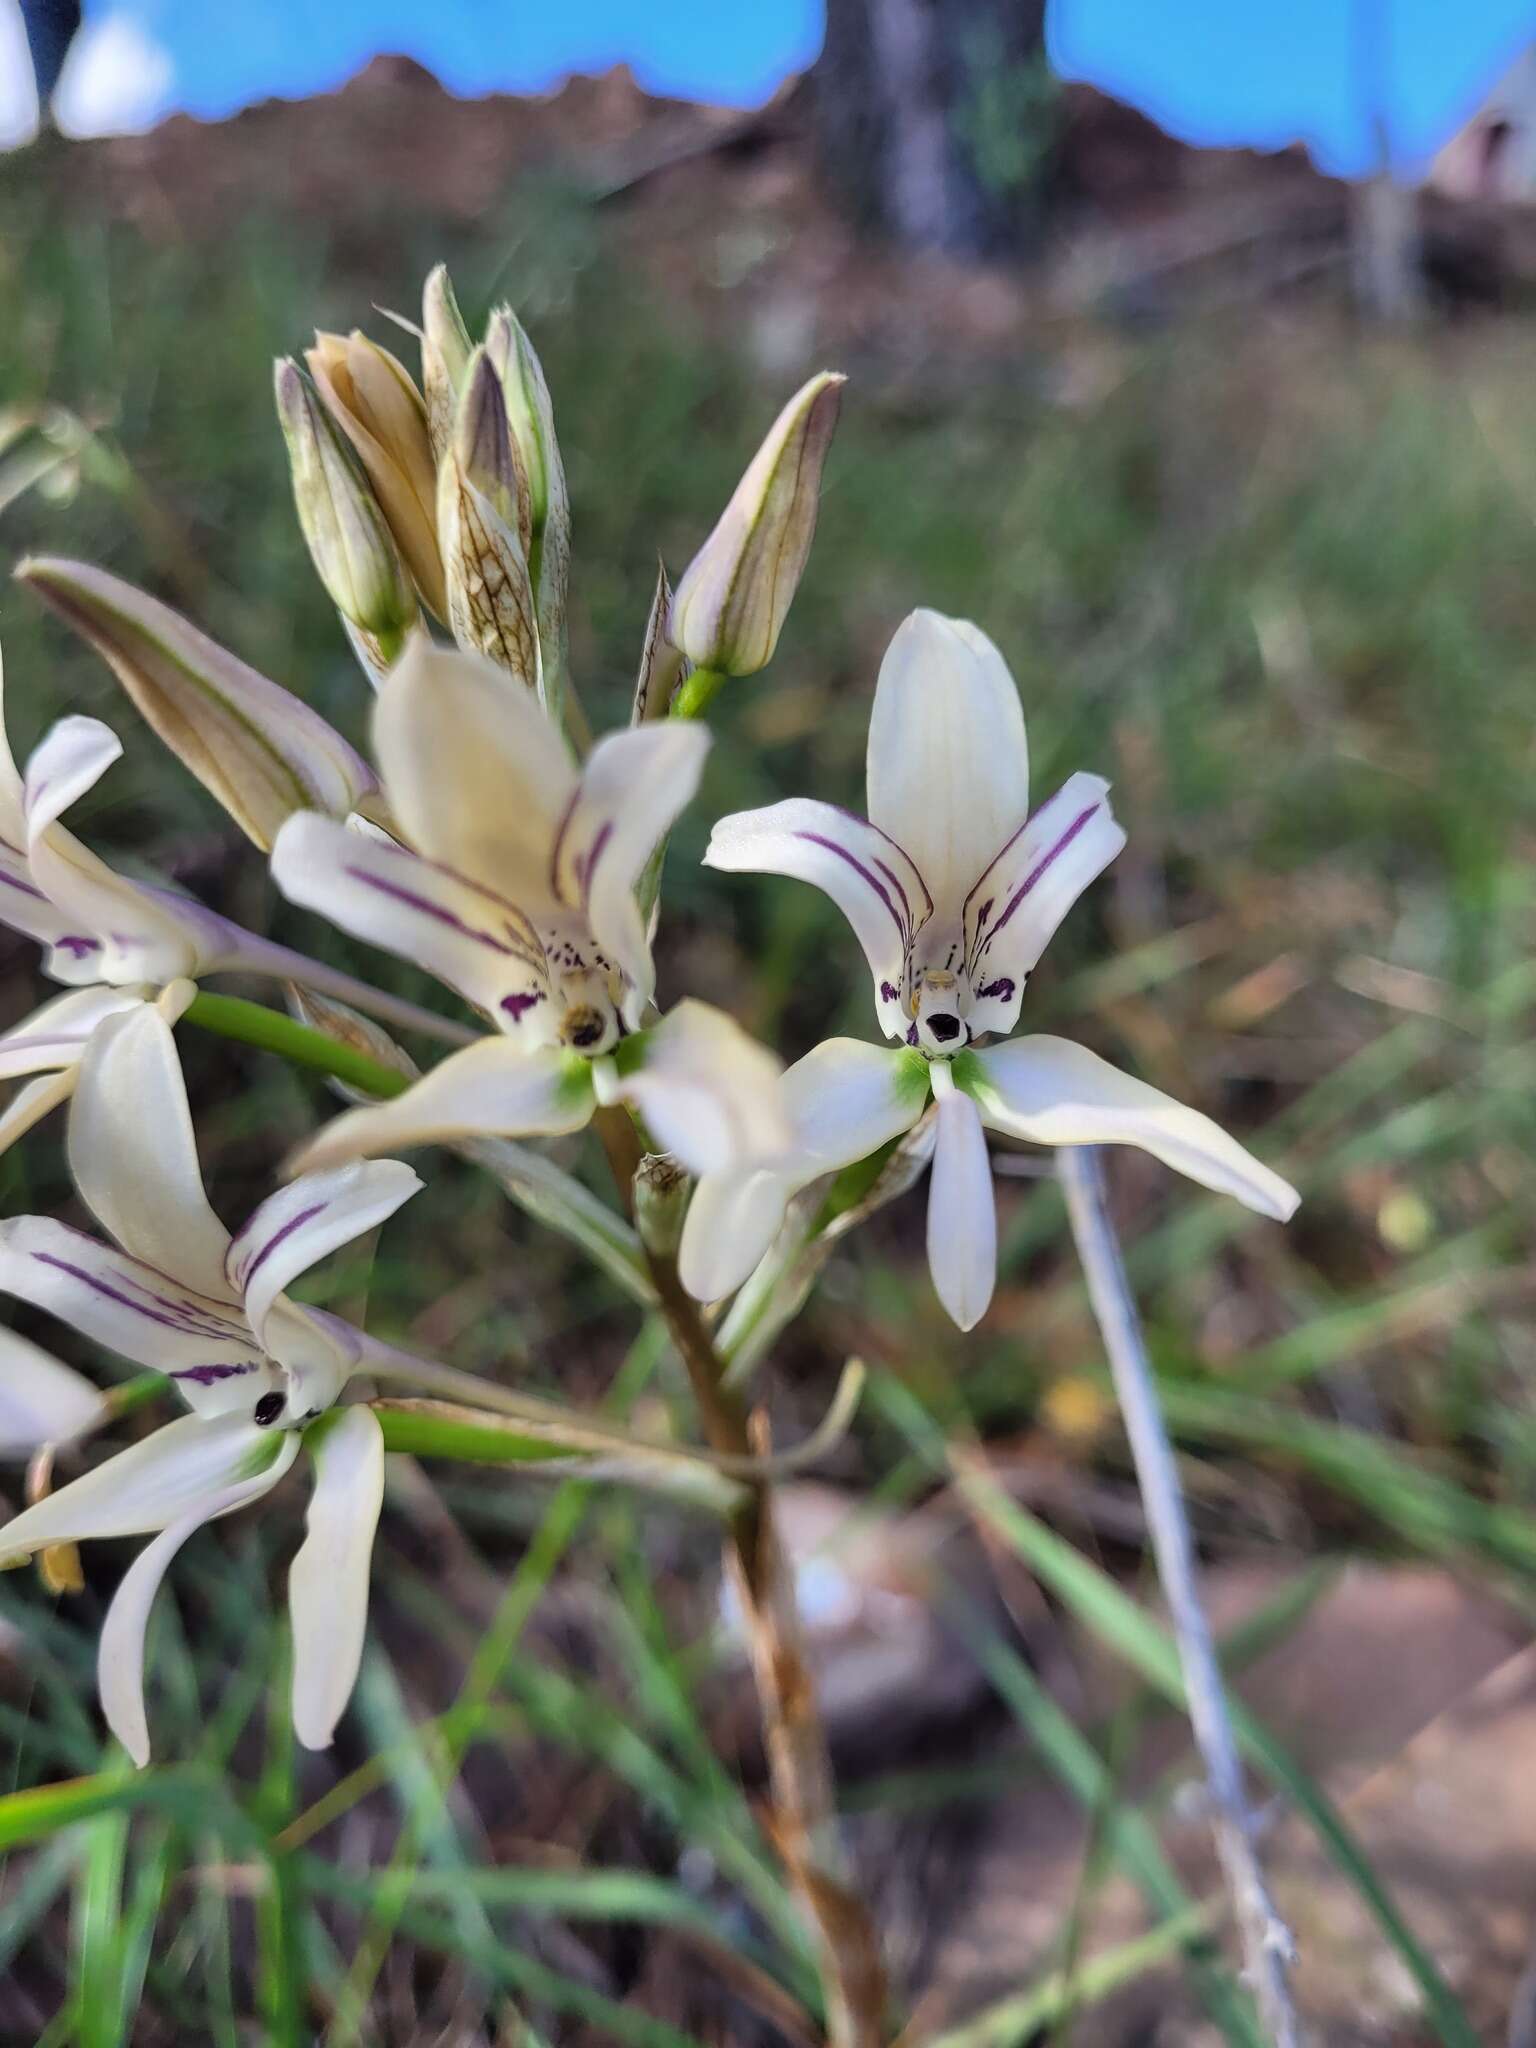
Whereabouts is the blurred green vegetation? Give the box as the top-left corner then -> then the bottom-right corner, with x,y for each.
1,138 -> 1535,2042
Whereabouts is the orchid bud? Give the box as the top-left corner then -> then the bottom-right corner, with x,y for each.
436,349 -> 541,695
632,562 -> 687,723
16,556 -> 376,850
421,263 -> 473,464
275,359 -> 417,649
669,371 -> 845,679
632,1150 -> 691,1258
485,307 -> 571,693
306,330 -> 447,620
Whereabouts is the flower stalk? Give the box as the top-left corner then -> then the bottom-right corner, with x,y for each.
1056,1145 -> 1300,2048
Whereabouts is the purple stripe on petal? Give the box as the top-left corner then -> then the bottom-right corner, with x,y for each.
501,990 -> 546,1024
976,977 -> 1015,1003
0,867 -> 49,902
795,832 -> 907,943
172,1363 -> 257,1387
33,1252 -> 249,1345
548,786 -> 582,905
988,803 -> 1100,941
578,820 -> 614,915
54,936 -> 99,959
344,866 -> 522,960
236,1203 -> 325,1289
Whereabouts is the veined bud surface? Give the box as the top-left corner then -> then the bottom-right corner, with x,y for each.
307,330 -> 447,620
669,371 -> 845,678
421,263 -> 474,463
275,359 -> 417,644
437,349 -> 541,694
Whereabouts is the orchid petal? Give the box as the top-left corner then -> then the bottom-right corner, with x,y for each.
553,722 -> 710,1007
0,1072 -> 77,1155
18,557 -> 377,851
677,1037 -> 929,1301
99,1470 -> 282,1767
703,798 -> 929,1042
21,718 -> 213,985
926,1072 -> 997,1331
959,1038 -> 1300,1220
962,773 -> 1126,1038
0,985 -> 149,1081
289,1040 -> 594,1176
0,1410 -> 296,1563
68,1005 -> 234,1301
270,813 -> 554,1037
289,1406 -> 385,1750
0,1327 -> 102,1457
372,640 -> 576,906
867,610 -> 1029,919
0,1217 -> 268,1416
616,1000 -> 787,1179
229,1160 -> 421,1356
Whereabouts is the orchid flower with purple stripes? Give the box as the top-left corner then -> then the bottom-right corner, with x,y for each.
0,1003 -> 426,1758
0,650 -> 468,1154
270,641 -> 791,1182
683,609 -> 1298,1330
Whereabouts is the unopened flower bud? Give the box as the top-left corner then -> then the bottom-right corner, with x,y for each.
670,371 -> 845,678
421,263 -> 473,464
436,349 -> 541,695
307,330 -> 447,620
275,359 -> 417,647
485,307 -> 571,693
632,1150 -> 692,1258
17,556 -> 377,850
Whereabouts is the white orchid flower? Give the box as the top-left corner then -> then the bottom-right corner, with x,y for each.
0,1003 -> 421,1426
0,650 -> 468,1154
0,1004 -> 421,1760
0,1401 -> 385,1763
271,643 -> 791,1180
685,609 -> 1299,1330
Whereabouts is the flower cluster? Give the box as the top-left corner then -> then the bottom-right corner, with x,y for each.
0,266 -> 1297,1767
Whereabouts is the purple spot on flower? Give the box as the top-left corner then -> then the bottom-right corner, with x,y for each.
977,977 -> 1015,1003
501,991 -> 546,1024
173,1363 -> 256,1387
55,935 -> 99,959
906,1023 -> 919,1047
880,981 -> 899,1004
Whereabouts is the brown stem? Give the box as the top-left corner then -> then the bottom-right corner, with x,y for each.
596,1108 -> 886,2046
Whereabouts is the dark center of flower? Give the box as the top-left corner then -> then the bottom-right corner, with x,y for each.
253,1392 -> 286,1427
925,1011 -> 962,1043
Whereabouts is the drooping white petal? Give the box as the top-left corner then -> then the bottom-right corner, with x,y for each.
703,798 -> 929,1042
926,1069 -> 997,1332
552,721 -> 710,1007
0,1072 -> 77,1155
98,1471 -> 283,1768
20,719 -> 210,986
677,1036 -> 930,1301
228,1160 -> 422,1355
0,1327 -> 103,1457
866,611 -> 1029,919
289,1039 -> 595,1176
962,772 -> 1126,1039
0,985 -> 151,1082
288,1405 -> 385,1750
961,1037 -> 1300,1221
271,812 -> 554,1037
372,640 -> 577,903
616,1000 -> 788,1179
68,1004 -> 234,1301
0,1410 -> 297,1563
0,1217 -> 267,1415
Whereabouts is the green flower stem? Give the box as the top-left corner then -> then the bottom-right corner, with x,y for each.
183,992 -> 409,1100
669,664 -> 726,720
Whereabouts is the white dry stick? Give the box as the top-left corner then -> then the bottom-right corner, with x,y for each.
1056,1144 -> 1303,2048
